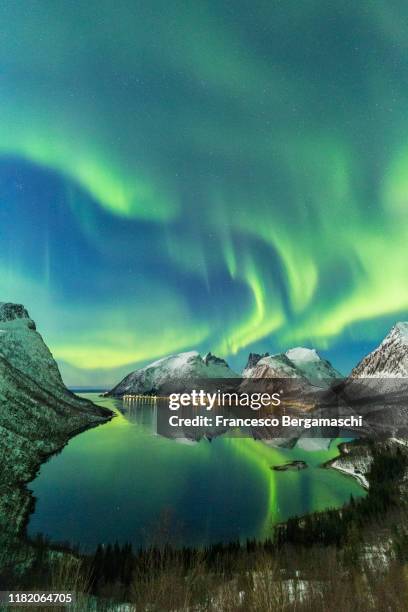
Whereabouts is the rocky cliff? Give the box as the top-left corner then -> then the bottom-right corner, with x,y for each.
0,302 -> 112,544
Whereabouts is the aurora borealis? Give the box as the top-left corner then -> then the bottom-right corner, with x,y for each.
1,1 -> 408,385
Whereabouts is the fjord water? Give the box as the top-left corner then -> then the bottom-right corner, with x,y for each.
27,394 -> 365,552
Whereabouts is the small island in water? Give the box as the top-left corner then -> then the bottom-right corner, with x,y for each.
272,460 -> 308,471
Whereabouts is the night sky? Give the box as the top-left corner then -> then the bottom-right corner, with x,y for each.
1,1 -> 407,385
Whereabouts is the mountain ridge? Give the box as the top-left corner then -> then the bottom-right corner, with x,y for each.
106,322 -> 408,397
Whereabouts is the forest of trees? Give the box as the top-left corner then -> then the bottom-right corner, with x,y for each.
274,443 -> 408,547
71,443 -> 408,605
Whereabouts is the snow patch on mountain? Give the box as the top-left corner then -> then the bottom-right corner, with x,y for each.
285,347 -> 341,384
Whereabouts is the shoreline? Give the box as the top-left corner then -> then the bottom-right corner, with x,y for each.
323,440 -> 369,489
16,406 -> 115,546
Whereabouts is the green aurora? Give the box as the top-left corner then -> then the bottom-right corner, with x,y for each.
0,1 -> 407,384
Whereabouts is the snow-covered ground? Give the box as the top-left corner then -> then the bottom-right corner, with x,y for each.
329,461 -> 370,489
328,442 -> 372,489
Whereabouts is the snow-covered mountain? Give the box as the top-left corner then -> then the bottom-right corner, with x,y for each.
246,353 -> 304,379
0,302 -> 70,396
0,302 -> 111,538
243,347 -> 341,386
108,350 -> 238,396
334,323 -> 408,440
351,322 -> 408,378
285,347 -> 341,384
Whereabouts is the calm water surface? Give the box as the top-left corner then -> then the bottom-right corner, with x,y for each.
27,394 -> 365,551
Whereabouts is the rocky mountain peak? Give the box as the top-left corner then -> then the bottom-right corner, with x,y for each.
252,353 -> 302,378
0,301 -> 64,390
203,351 -> 229,368
0,302 -> 36,329
351,322 -> 408,378
244,352 -> 270,371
